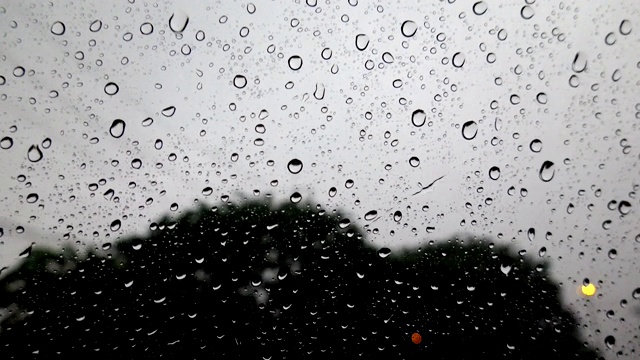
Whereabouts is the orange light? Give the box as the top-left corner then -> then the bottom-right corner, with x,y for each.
411,332 -> 422,345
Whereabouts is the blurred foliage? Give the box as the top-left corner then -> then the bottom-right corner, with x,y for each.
0,200 -> 597,359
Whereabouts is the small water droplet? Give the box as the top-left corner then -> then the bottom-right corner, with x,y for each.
321,47 -> 332,60
527,228 -> 535,241
364,210 -> 378,221
169,12 -> 189,33
618,201 -> 631,215
328,187 -> 337,197
140,22 -> 154,35
461,121 -> 478,140
313,83 -> 325,100
538,247 -> 546,257
19,243 -> 34,258
26,193 -> 38,203
520,5 -> 534,19
27,145 -> 43,162
104,82 -> 119,95
604,335 -> 615,349
288,56 -> 303,70
488,166 -> 501,180
131,158 -> 142,169
51,21 -> 65,35
452,52 -> 465,68
161,106 -> 176,117
90,20 -> 103,32
290,192 -> 302,203
632,288 -> 640,299
500,263 -> 512,275
109,119 -> 126,138
411,109 -> 426,127
142,117 -> 154,127
572,52 -> 587,73
338,218 -> 351,229
536,92 -> 547,104
287,159 -> 303,174
620,20 -> 632,35
202,187 -> 213,196
393,211 -> 402,222
409,156 -> 420,167
41,138 -> 51,149
539,161 -> 555,182
529,139 -> 542,152
110,219 -> 122,231
608,249 -> 617,259
0,136 -> 13,149
472,1 -> 488,15
400,20 -> 417,37
378,247 -> 391,258
355,34 -> 370,51
233,75 -> 247,89
602,220 -> 612,230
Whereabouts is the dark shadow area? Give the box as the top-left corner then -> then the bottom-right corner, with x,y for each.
0,200 -> 598,359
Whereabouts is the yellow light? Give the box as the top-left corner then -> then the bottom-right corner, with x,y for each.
581,283 -> 596,296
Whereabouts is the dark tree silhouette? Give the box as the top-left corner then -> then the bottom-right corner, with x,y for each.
0,200 -> 598,359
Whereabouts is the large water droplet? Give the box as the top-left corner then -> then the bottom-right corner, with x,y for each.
411,109 -> 426,127
0,136 -> 13,149
338,218 -> 351,229
461,121 -> 478,140
110,219 -> 122,231
364,210 -> 378,221
27,145 -> 43,162
618,201 -> 631,215
378,247 -> 391,258
104,82 -> 119,95
539,161 -> 555,182
161,106 -> 176,117
520,5 -> 534,19
488,166 -> 500,180
393,211 -> 402,222
527,228 -> 535,241
632,288 -> 640,299
288,56 -> 303,70
620,19 -> 632,35
109,119 -> 126,138
608,249 -> 617,259
472,1 -> 488,15
169,12 -> 189,33
604,335 -> 615,349
50,21 -> 65,35
313,83 -> 325,100
26,193 -> 39,203
90,20 -> 103,32
202,187 -> 213,196
290,192 -> 302,203
401,20 -> 417,37
529,139 -> 542,152
572,52 -> 587,73
233,75 -> 247,89
131,158 -> 142,169
355,34 -> 370,51
452,52 -> 465,68
287,159 -> 303,174
409,156 -> 420,167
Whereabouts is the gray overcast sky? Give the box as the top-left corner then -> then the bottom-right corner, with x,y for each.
1,0 -> 639,356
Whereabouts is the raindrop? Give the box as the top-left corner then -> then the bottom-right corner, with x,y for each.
233,75 -> 247,89
154,139 -> 163,149
452,52 -> 465,68
461,121 -> 478,140
110,219 -> 122,232
527,228 -> 535,241
604,335 -> 615,349
140,22 -> 154,35
604,32 -> 616,45
608,249 -> 617,259
488,166 -> 501,180
411,109 -> 426,127
142,117 -> 154,127
529,139 -> 542,152
364,210 -> 378,221
472,1 -> 488,15
131,158 -> 142,169
26,193 -> 38,203
313,83 -> 325,100
27,145 -> 43,162
202,187 -> 213,196
288,56 -> 303,71
632,288 -> 640,299
355,34 -> 370,51
378,247 -> 391,258
109,119 -> 126,138
618,201 -> 631,215
602,220 -> 612,230
90,20 -> 103,32
50,21 -> 65,35
345,179 -> 354,188
0,137 -> 12,149
620,20 -> 632,35
321,48 -> 332,60
538,161 -> 555,182
169,12 -> 189,33
393,211 -> 402,222
409,157 -> 420,167
287,159 -> 303,174
536,92 -> 547,104
401,20 -> 417,37
338,218 -> 351,229
104,82 -> 119,95
290,192 -> 302,203
195,30 -> 205,41
520,5 -> 534,19
500,263 -> 511,275
382,52 -> 394,63
19,244 -> 33,258
247,3 -> 256,13
161,106 -> 176,117
539,247 -> 547,257
328,187 -> 337,197
572,52 -> 587,73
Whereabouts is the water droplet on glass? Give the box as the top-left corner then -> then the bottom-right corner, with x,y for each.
572,52 -> 587,73
608,249 -> 617,259
355,34 -> 370,51
19,244 -> 33,258
400,20 -> 417,37
620,19 -> 632,35
110,219 -> 122,232
90,20 -> 102,32
26,193 -> 38,203
539,247 -> 547,257
393,211 -> 402,222
409,156 -> 420,167
364,210 -> 378,221
27,145 -> 43,162
527,228 -> 535,241
602,220 -> 612,230
288,56 -> 303,71
632,288 -> 640,299
520,5 -> 534,19
0,136 -> 12,149
378,247 -> 391,258
142,117 -> 154,127
488,166 -> 500,180
338,218 -> 351,229
500,263 -> 511,275
411,109 -> 426,127
169,12 -> 189,33
287,159 -> 303,174
131,158 -> 142,169
290,192 -> 302,203
539,161 -> 555,182
472,1 -> 488,15
328,187 -> 337,197
461,120 -> 478,140
321,47 -> 332,60
536,92 -> 547,104
604,335 -> 615,349
452,52 -> 465,68
161,106 -> 176,117
109,119 -> 126,138
382,52 -> 394,63
529,139 -> 542,152
50,21 -> 65,35
618,201 -> 631,215
233,75 -> 247,89
202,187 -> 213,196
140,22 -> 154,35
